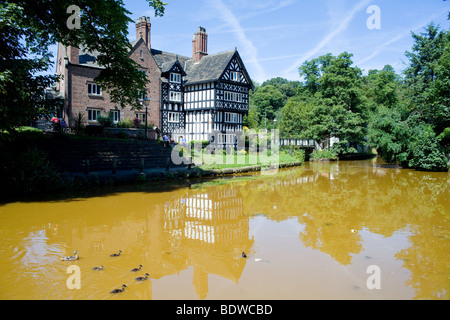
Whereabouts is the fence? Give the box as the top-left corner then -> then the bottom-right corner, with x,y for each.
280,139 -> 322,150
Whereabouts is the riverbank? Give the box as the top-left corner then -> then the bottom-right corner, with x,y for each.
60,160 -> 305,189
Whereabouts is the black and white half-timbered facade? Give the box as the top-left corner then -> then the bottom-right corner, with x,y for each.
152,26 -> 254,146
54,17 -> 253,147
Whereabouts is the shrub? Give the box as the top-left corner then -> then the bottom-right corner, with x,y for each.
0,146 -> 63,200
408,127 -> 448,172
97,112 -> 114,127
132,117 -> 141,129
281,145 -> 305,162
117,118 -> 133,128
310,149 -> 338,161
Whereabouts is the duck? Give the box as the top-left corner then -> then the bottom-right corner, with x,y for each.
110,284 -> 127,294
135,273 -> 150,281
110,250 -> 122,257
242,251 -> 247,258
61,250 -> 79,261
130,264 -> 143,272
92,265 -> 104,271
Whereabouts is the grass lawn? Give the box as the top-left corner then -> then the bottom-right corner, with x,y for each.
198,151 -> 303,170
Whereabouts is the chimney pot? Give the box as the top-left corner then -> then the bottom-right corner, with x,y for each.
192,27 -> 208,63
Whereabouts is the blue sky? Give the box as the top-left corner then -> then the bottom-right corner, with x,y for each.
56,0 -> 450,84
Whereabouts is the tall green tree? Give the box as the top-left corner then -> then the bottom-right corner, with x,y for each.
250,85 -> 284,124
297,52 -> 367,153
404,23 -> 449,134
366,22 -> 449,171
0,0 -> 167,132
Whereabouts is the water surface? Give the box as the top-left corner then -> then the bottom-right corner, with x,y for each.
0,159 -> 448,299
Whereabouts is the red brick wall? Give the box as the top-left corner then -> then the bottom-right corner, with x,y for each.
61,40 -> 162,130
129,40 -> 162,129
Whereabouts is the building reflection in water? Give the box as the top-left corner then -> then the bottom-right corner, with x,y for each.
160,186 -> 253,300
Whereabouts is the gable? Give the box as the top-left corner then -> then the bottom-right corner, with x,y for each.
219,52 -> 252,88
166,60 -> 186,76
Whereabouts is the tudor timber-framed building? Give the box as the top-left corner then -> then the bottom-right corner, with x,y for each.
55,17 -> 253,146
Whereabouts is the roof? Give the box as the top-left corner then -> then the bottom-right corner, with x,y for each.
74,41 -> 250,87
184,50 -> 236,85
78,46 -> 104,69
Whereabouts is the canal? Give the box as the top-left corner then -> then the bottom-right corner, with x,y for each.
0,159 -> 448,300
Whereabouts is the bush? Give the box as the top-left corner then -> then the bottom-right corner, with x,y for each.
117,118 -> 133,128
281,145 -> 305,162
190,140 -> 210,149
97,113 -> 114,127
132,117 -> 141,129
0,146 -> 63,200
408,127 -> 448,172
310,149 -> 338,161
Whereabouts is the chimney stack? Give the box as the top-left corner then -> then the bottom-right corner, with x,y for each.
192,27 -> 208,63
136,16 -> 151,50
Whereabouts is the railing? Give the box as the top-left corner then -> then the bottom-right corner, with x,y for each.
280,139 -> 322,150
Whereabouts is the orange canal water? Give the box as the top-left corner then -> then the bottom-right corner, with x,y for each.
0,159 -> 448,300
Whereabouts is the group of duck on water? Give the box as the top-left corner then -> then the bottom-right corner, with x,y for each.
60,250 -> 150,294
61,250 -> 248,294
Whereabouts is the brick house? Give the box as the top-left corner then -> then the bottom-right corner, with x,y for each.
55,17 -> 253,145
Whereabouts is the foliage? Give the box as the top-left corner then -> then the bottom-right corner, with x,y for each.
117,118 -> 133,128
0,133 -> 63,199
0,0 -> 167,132
97,112 -> 114,128
310,149 -> 338,161
250,85 -> 284,123
408,126 -> 448,172
132,117 -> 141,129
0,2 -> 60,131
280,146 -> 305,163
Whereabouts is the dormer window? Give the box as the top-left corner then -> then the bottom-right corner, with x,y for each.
170,73 -> 181,83
230,71 -> 240,82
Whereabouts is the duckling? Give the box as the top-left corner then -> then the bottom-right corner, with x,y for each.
61,250 -> 79,261
130,264 -> 143,272
110,284 -> 127,294
110,250 -> 122,257
242,251 -> 247,258
135,273 -> 149,281
92,265 -> 104,271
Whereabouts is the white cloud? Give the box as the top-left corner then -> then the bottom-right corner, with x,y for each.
356,10 -> 449,68
209,0 -> 267,82
281,0 -> 373,79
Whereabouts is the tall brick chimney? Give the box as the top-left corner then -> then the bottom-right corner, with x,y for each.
136,16 -> 151,50
67,46 -> 79,64
192,27 -> 208,63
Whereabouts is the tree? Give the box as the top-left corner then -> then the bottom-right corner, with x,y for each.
298,52 -> 368,153
250,85 -> 284,124
404,23 -> 449,134
280,96 -> 314,139
365,23 -> 449,171
0,0 -> 167,132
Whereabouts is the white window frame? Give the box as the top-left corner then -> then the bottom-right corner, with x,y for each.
137,90 -> 147,101
224,91 -> 243,102
168,112 -> 180,123
230,71 -> 240,82
87,109 -> 101,122
225,112 -> 238,123
88,83 -> 102,96
110,110 -> 120,124
170,73 -> 181,83
217,133 -> 237,144
136,113 -> 146,124
170,91 -> 182,102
